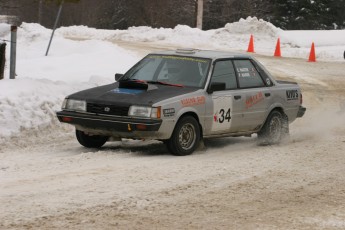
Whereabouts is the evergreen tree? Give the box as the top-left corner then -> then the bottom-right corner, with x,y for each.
271,0 -> 345,29
329,0 -> 345,29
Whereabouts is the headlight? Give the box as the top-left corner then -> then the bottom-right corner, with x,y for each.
62,99 -> 86,112
129,106 -> 161,118
151,107 -> 161,118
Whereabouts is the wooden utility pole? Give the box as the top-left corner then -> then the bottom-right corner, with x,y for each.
38,0 -> 43,24
196,0 -> 203,29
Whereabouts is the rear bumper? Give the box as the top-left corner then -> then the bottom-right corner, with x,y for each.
56,110 -> 162,133
297,106 -> 306,118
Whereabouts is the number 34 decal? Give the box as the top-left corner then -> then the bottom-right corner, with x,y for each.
214,108 -> 231,123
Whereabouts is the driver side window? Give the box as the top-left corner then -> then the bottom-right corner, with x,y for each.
210,60 -> 237,90
130,57 -> 161,81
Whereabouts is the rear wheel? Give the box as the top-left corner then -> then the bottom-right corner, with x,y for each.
257,110 -> 288,145
166,116 -> 201,156
76,129 -> 109,148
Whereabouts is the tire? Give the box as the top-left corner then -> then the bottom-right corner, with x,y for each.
257,110 -> 288,145
166,116 -> 201,156
76,129 -> 109,148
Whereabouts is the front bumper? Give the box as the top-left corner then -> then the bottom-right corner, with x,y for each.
297,106 -> 306,118
56,110 -> 162,135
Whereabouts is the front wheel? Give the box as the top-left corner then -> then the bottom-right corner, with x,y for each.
166,116 -> 201,156
76,129 -> 109,148
257,110 -> 288,145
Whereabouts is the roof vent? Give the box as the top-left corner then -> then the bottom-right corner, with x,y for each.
175,48 -> 198,54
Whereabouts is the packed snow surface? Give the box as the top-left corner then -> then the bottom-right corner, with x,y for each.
0,17 -> 345,140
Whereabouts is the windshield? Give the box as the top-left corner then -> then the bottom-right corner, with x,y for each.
122,55 -> 211,88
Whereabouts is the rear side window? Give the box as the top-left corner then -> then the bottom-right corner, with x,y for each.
234,60 -> 264,88
211,60 -> 237,90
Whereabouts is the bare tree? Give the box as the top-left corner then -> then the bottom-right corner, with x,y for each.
0,0 -> 19,14
1,0 -> 343,30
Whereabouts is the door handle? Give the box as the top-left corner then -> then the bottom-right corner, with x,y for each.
265,93 -> 271,97
234,95 -> 241,100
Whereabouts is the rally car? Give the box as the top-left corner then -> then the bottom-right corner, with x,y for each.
56,49 -> 306,156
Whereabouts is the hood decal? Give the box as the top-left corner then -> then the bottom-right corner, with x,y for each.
109,88 -> 145,95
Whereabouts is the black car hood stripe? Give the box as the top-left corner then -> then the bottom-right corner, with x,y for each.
67,82 -> 199,106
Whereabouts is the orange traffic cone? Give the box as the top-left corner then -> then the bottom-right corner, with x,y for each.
274,38 -> 281,57
308,42 -> 316,62
247,35 -> 255,53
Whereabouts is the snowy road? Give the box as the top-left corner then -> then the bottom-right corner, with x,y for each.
1,41 -> 345,229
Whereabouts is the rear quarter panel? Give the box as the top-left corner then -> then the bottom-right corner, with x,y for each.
268,83 -> 302,123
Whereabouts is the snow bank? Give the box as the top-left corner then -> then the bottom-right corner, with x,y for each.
223,17 -> 283,37
281,30 -> 345,60
58,24 -> 211,47
13,23 -> 140,81
58,17 -> 345,61
0,23 -> 140,141
0,79 -> 84,138
0,23 -> 10,37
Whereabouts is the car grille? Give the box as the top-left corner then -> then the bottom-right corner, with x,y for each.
87,103 -> 129,116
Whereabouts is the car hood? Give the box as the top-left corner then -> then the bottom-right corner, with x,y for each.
67,82 -> 200,106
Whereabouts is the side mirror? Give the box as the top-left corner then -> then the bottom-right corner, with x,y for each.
115,73 -> 123,81
207,82 -> 226,94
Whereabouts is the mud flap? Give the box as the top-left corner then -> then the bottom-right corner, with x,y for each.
297,106 -> 306,118
281,113 -> 290,143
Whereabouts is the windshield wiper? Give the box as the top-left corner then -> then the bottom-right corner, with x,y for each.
146,81 -> 184,87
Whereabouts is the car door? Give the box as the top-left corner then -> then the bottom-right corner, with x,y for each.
232,59 -> 272,131
205,59 -> 242,135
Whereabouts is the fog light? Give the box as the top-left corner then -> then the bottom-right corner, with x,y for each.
62,117 -> 73,122
136,124 -> 147,130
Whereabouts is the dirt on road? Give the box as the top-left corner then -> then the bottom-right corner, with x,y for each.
1,41 -> 345,230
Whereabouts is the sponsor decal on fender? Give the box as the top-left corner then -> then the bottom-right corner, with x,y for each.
286,90 -> 299,101
163,108 -> 175,117
246,92 -> 264,109
181,96 -> 206,107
